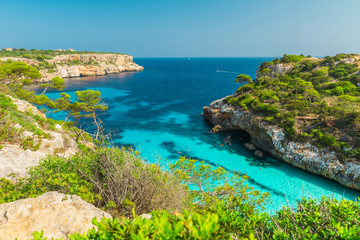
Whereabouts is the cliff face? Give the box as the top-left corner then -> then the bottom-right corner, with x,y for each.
204,54 -> 360,190
255,63 -> 294,80
1,54 -> 144,82
203,97 -> 360,190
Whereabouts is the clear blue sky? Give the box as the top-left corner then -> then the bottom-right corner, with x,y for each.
1,0 -> 360,57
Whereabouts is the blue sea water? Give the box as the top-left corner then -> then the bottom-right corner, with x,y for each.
44,58 -> 360,213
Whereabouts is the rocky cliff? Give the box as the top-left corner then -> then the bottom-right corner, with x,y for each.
1,53 -> 144,82
204,97 -> 360,190
204,54 -> 360,191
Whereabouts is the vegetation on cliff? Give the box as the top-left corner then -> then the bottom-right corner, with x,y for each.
0,48 -> 124,61
1,57 -> 360,239
227,54 -> 360,161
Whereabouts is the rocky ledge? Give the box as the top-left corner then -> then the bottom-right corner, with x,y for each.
0,192 -> 111,239
1,53 -> 144,82
203,97 -> 360,190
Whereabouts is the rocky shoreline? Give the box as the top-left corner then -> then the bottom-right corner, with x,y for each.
203,97 -> 360,191
1,53 -> 144,82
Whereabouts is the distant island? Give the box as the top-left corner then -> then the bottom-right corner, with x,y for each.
0,48 -> 143,82
204,54 -> 360,190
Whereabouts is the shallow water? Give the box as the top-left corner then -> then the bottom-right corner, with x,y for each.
44,58 -> 360,213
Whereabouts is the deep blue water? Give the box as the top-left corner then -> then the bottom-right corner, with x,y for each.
45,58 -> 360,213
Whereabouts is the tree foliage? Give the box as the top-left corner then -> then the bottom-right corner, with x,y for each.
0,60 -> 42,84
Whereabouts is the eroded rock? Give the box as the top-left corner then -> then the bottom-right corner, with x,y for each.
1,54 -> 144,82
203,97 -> 360,190
0,192 -> 112,240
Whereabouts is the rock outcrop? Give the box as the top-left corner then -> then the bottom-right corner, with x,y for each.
1,53 -> 143,82
0,97 -> 77,180
8,96 -> 46,118
203,97 -> 360,190
255,63 -> 294,80
0,192 -> 112,240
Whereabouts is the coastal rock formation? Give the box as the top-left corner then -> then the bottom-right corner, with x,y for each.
255,63 -> 294,80
203,96 -> 360,190
8,96 -> 46,118
0,192 -> 112,240
1,54 -> 144,82
0,97 -> 77,180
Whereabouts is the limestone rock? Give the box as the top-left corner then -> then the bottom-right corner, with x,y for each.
140,214 -> 152,219
0,144 -> 45,181
255,63 -> 294,80
8,96 -> 46,118
0,54 -> 144,82
203,97 -> 360,190
0,192 -> 112,240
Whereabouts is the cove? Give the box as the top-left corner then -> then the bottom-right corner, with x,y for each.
44,58 -> 360,213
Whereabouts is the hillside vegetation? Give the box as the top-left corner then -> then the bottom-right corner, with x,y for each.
227,54 -> 360,161
1,55 -> 360,239
0,48 -> 123,61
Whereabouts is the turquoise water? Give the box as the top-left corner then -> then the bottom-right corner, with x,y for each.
44,58 -> 360,213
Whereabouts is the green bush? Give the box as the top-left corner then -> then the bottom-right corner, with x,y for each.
268,197 -> 360,239
0,93 -> 16,109
48,196 -> 360,240
329,67 -> 349,78
312,129 -> 337,147
254,103 -> 279,115
281,54 -> 305,63
0,147 -> 189,217
70,211 -> 224,240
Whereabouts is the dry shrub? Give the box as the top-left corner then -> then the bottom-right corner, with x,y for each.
70,146 -> 189,217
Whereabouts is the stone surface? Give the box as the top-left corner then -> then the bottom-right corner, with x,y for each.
203,97 -> 360,190
8,96 -> 46,118
255,63 -> 294,80
0,192 -> 112,240
1,54 -> 144,82
254,150 -> 264,157
244,143 -> 256,151
212,125 -> 222,132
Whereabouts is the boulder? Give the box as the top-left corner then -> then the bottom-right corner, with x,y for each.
244,143 -> 256,151
212,125 -> 222,132
0,192 -> 112,240
254,150 -> 264,158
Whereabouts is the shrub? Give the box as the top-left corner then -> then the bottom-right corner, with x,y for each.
312,129 -> 337,147
281,54 -> 305,63
0,93 -> 16,109
268,197 -> 360,239
0,147 -> 189,217
70,211 -> 224,240
329,67 -> 349,78
254,103 -> 279,116
236,83 -> 254,94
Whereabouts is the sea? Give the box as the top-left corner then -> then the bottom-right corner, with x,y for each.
44,57 -> 360,214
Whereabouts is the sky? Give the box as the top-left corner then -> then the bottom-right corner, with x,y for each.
1,0 -> 360,57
